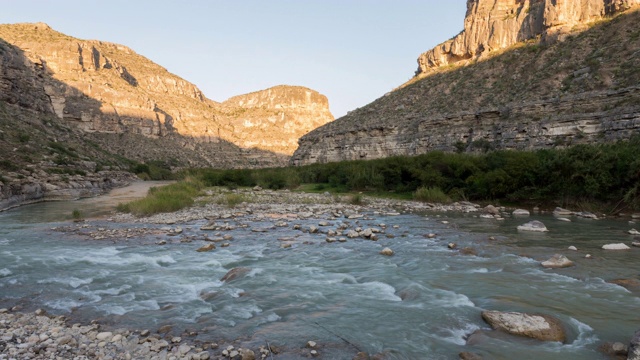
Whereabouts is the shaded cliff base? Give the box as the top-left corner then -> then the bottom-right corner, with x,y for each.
293,7 -> 640,165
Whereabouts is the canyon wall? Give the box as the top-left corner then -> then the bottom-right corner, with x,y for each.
0,23 -> 333,167
293,1 -> 640,165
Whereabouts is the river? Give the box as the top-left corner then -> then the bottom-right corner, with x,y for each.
0,182 -> 638,359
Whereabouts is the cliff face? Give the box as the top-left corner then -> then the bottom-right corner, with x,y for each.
0,23 -> 333,167
293,2 -> 640,165
416,0 -> 640,76
221,86 -> 334,154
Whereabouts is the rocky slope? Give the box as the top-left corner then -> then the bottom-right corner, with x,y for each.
0,23 -> 332,209
292,1 -> 640,165
0,23 -> 333,165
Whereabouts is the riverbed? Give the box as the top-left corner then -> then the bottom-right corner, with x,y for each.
1,183 -> 639,359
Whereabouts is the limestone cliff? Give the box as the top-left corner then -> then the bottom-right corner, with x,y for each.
416,0 -> 640,76
0,23 -> 333,168
221,86 -> 334,154
293,3 -> 640,165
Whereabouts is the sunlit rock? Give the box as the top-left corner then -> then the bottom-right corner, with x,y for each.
517,220 -> 548,232
481,310 -> 566,342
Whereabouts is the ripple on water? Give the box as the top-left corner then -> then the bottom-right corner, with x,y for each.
37,276 -> 94,288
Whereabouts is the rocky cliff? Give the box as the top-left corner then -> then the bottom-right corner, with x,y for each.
416,0 -> 640,76
0,23 -> 333,167
292,1 -> 640,165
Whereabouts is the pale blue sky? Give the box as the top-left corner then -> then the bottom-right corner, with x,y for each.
0,1 -> 467,117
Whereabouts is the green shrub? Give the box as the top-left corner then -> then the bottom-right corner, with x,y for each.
0,160 -> 17,171
117,178 -> 203,216
414,186 -> 451,203
71,209 -> 83,220
17,133 -> 30,143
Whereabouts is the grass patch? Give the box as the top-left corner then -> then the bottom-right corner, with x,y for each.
349,194 -> 365,205
414,186 -> 451,203
117,178 -> 202,216
216,193 -> 246,208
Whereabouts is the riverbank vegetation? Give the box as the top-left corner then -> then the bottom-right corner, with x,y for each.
119,137 -> 640,216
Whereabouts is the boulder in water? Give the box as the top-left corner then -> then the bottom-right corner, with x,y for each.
196,244 -> 215,252
553,207 -> 573,216
220,267 -> 251,282
541,254 -> 574,268
629,229 -> 640,235
481,310 -> 566,342
380,247 -> 394,256
484,205 -> 499,215
517,220 -> 548,232
602,243 -> 631,250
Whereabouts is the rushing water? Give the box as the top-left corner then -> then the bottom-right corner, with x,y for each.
0,184 -> 639,359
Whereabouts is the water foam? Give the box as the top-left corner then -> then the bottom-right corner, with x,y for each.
0,268 -> 12,277
429,289 -> 475,308
436,321 -> 481,345
357,281 -> 402,302
37,276 -> 94,288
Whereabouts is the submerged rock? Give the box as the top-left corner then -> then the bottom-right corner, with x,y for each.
602,243 -> 631,250
459,352 -> 483,360
517,220 -> 548,232
629,229 -> 640,235
196,243 -> 216,252
380,247 -> 394,256
220,267 -> 251,282
481,310 -> 566,342
541,254 -> 574,268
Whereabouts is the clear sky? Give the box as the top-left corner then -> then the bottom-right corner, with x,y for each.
0,1 -> 467,118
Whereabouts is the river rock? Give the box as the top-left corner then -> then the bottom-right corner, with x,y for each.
575,211 -> 598,219
484,205 -> 499,215
541,254 -> 574,268
517,220 -> 548,232
481,310 -> 566,342
602,243 -> 631,250
459,352 -> 483,360
553,207 -> 573,216
557,217 -> 571,222
239,348 -> 256,360
220,267 -> 251,282
196,243 -> 216,252
512,209 -> 530,216
306,341 -> 317,348
629,229 -> 640,235
380,247 -> 394,256
96,331 -> 113,341
347,230 -> 359,238
629,329 -> 640,360
568,246 -> 578,251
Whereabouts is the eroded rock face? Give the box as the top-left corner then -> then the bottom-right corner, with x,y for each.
416,0 -> 640,75
0,23 -> 333,167
481,310 -> 566,342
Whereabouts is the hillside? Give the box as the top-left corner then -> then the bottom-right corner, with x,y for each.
0,23 -> 333,209
292,0 -> 640,165
0,23 -> 333,165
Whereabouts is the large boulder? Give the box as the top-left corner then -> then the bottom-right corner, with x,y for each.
481,310 -> 566,342
630,329 -> 640,360
541,254 -> 574,268
484,205 -> 500,215
517,220 -> 549,232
